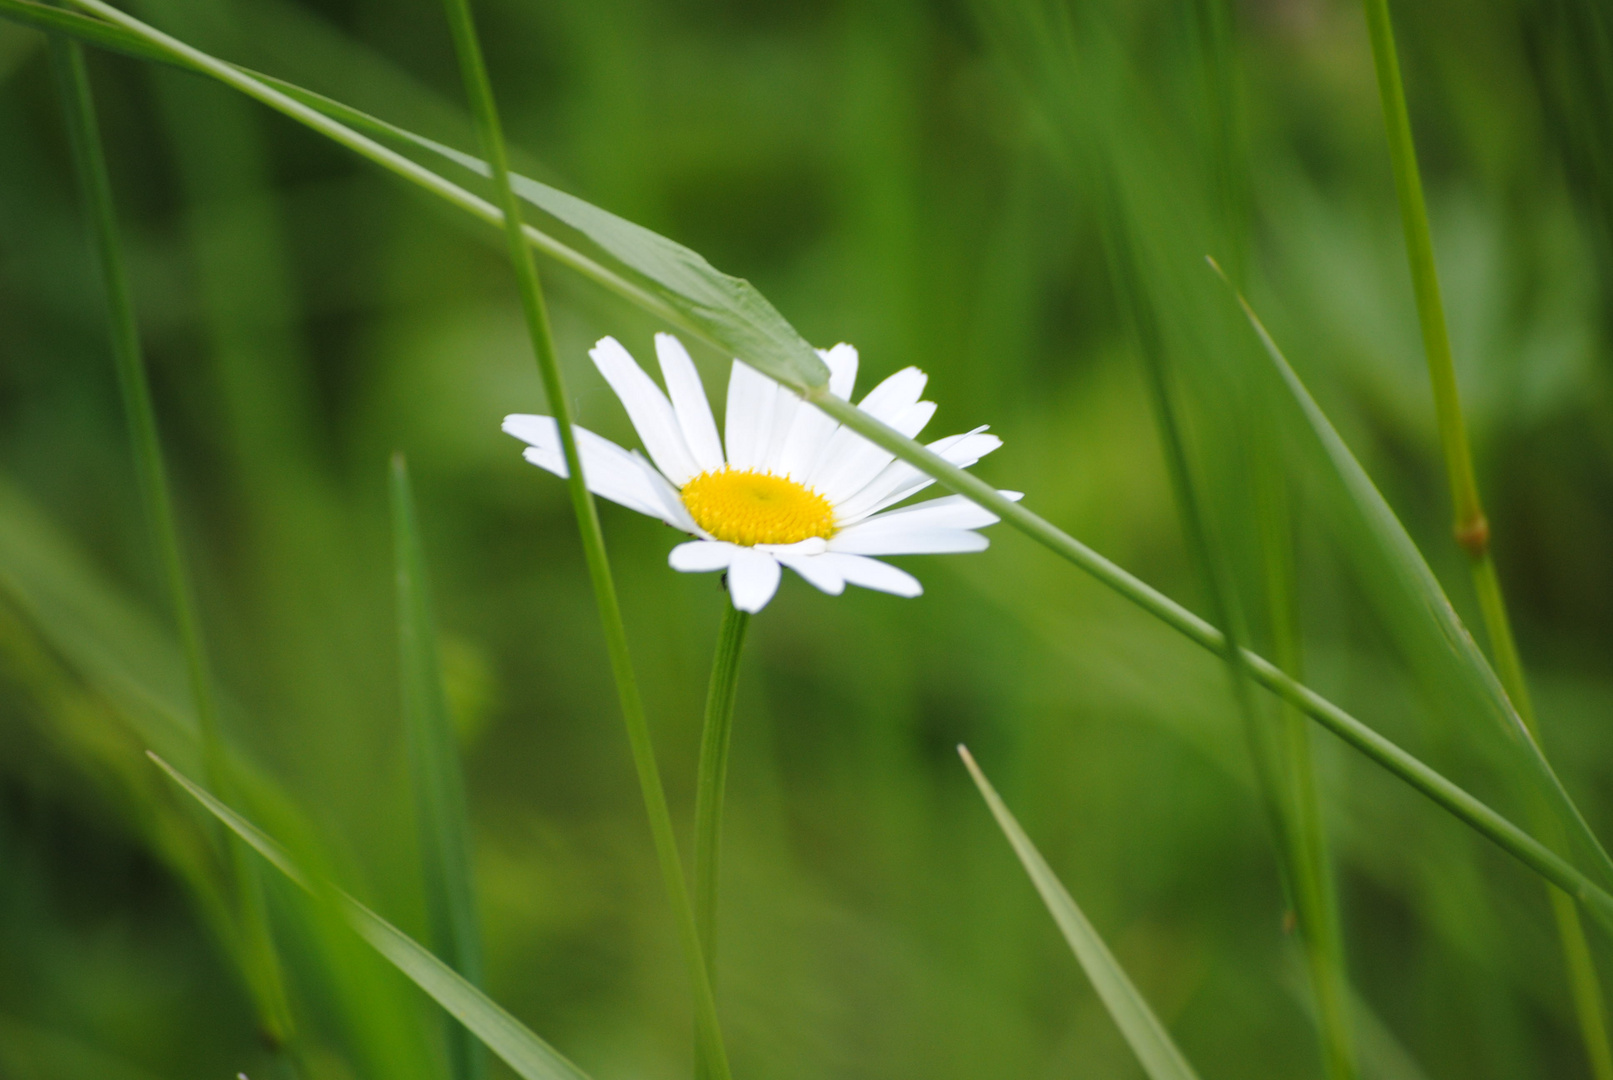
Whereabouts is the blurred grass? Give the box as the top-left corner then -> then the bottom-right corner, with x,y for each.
1,0 -> 1611,1078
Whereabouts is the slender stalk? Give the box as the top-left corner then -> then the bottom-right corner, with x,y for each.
46,33 -> 298,1060
692,604 -> 749,1080
430,1 -> 729,1077
29,0 -> 1613,930
694,605 -> 750,983
1358,1 -> 1613,1074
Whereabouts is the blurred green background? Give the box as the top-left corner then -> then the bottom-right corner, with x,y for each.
1,0 -> 1611,1077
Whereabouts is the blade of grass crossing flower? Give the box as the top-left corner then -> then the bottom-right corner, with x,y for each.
431,1 -> 731,1077
390,455 -> 486,1080
27,0 -> 1613,922
1358,4 -> 1613,1071
958,747 -> 1202,1080
147,755 -> 593,1080
46,34 -> 296,1054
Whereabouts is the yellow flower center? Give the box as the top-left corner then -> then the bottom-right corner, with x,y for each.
680,468 -> 836,547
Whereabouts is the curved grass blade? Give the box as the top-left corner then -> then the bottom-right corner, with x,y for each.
149,754 -> 594,1080
958,746 -> 1202,1080
391,455 -> 485,1080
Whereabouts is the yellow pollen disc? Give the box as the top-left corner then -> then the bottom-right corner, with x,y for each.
680,468 -> 836,547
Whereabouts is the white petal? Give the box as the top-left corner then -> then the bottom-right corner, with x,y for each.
857,367 -> 928,423
758,387 -> 804,474
802,368 -> 929,493
819,343 -> 859,400
772,398 -> 839,481
774,550 -> 847,595
760,537 -> 828,557
847,491 -> 1022,534
727,547 -> 782,612
829,527 -> 990,556
590,337 -> 700,485
724,361 -> 778,471
669,540 -> 741,573
504,414 -> 694,529
816,399 -> 937,505
655,333 -> 724,474
833,427 -> 1003,523
824,553 -> 923,597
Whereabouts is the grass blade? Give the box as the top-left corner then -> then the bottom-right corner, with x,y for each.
149,753 -> 593,1080
391,454 -> 485,1080
958,746 -> 1202,1080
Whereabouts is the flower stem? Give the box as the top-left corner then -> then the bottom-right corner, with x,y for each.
1358,1 -> 1613,1075
46,32 -> 297,1060
694,605 -> 751,983
430,2 -> 730,1078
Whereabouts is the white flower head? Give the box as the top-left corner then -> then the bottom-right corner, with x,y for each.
503,334 -> 1019,613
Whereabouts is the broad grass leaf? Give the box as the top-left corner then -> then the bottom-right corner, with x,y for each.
959,748 -> 1203,1080
150,754 -> 594,1080
335,120 -> 830,392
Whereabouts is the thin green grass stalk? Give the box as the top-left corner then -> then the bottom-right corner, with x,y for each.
390,454 -> 485,1080
1358,2 -> 1613,1074
429,1 -> 730,1077
694,606 -> 750,983
45,33 -> 298,1060
1256,460 -> 1355,1080
29,1 -> 1613,922
1107,225 -> 1356,1079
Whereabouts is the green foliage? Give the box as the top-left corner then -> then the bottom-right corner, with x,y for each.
1,0 -> 1611,1077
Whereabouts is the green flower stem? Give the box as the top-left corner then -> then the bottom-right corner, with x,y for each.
430,2 -> 730,1078
694,605 -> 750,983
45,33 -> 297,1056
36,0 -> 1613,938
1359,1 -> 1613,1075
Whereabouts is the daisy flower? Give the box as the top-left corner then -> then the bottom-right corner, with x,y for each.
503,334 -> 1018,613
